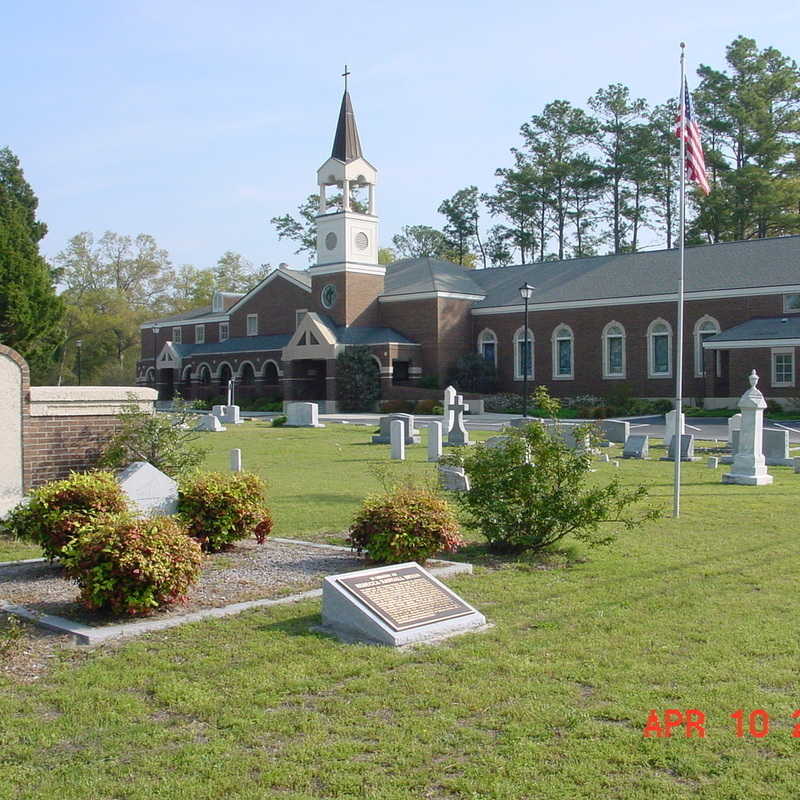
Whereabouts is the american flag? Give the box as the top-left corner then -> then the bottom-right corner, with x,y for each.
675,78 -> 710,195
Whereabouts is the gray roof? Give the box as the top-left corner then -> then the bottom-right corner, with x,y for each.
706,316 -> 800,344
280,267 -> 312,288
143,305 -> 222,326
313,313 -> 415,345
383,257 -> 485,297
468,236 -> 800,308
331,91 -> 363,163
174,334 -> 292,357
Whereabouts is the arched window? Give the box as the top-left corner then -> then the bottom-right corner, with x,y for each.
477,329 -> 498,368
602,322 -> 626,379
239,362 -> 255,385
181,365 -> 193,384
551,324 -> 574,380
145,367 -> 155,385
694,316 -> 721,377
263,361 -> 279,385
513,327 -> 534,381
647,319 -> 672,378
198,365 -> 211,385
218,362 -> 232,388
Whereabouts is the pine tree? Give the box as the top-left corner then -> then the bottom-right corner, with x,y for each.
0,148 -> 63,376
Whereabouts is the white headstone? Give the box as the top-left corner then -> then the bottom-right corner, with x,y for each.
443,386 -> 457,434
794,457 -> 800,474
117,461 -> 178,517
221,404 -> 243,424
484,435 -> 511,450
763,428 -> 793,466
427,421 -> 442,462
390,419 -> 405,460
230,448 -> 242,472
664,409 -> 685,449
211,404 -> 227,419
707,457 -> 719,469
727,413 -> 742,446
600,419 -> 629,444
446,400 -> 471,447
372,414 -> 420,444
286,402 -> 324,427
438,465 -> 470,492
320,562 -> 486,646
195,413 -> 226,431
600,453 -> 610,463
466,398 -> 485,415
722,371 -> 773,486
0,351 -> 23,517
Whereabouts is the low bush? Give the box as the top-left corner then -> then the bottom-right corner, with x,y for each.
418,376 -> 440,390
178,472 -> 273,552
414,398 -> 438,414
446,353 -> 497,394
380,399 -> 415,413
1,471 -> 129,561
61,514 -> 203,615
348,487 -> 463,564
445,387 -> 658,554
271,415 -> 287,427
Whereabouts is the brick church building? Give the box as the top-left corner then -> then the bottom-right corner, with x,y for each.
138,88 -> 800,410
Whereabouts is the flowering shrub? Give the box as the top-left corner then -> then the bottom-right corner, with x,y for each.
178,472 -> 273,552
348,487 -> 463,564
1,471 -> 128,561
414,398 -> 438,414
61,514 -> 203,615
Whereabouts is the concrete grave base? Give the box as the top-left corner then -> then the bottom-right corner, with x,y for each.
721,471 -> 774,486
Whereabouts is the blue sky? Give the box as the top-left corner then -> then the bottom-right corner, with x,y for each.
5,1 -> 798,272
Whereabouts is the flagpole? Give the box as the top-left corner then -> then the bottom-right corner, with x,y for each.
673,42 -> 687,518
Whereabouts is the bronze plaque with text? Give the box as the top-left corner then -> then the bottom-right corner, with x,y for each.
336,565 -> 473,631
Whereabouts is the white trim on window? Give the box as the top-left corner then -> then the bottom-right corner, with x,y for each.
246,314 -> 258,336
195,324 -> 205,344
477,328 -> 498,369
783,293 -> 800,314
772,347 -> 795,387
219,322 -> 229,342
172,327 -> 182,344
693,315 -> 720,378
602,321 -> 626,379
513,326 -> 534,381
647,318 -> 672,379
551,324 -> 574,380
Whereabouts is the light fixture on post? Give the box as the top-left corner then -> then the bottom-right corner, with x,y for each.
518,283 -> 535,418
75,340 -> 82,386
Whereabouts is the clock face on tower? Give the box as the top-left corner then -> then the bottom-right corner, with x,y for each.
321,283 -> 337,309
325,232 -> 337,250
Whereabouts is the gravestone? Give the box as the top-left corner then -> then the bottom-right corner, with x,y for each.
763,428 -> 793,466
600,419 -> 629,445
466,398 -> 485,415
427,421 -> 442,462
321,562 -> 486,646
195,413 -> 226,432
438,465 -> 470,492
662,434 -> 698,462
730,429 -> 740,455
600,453 -> 610,463
390,420 -> 405,460
543,421 -> 589,452
286,402 -> 324,428
707,457 -> 719,469
443,386 -> 457,434
0,350 -> 23,517
727,413 -> 742,446
484,435 -> 511,449
723,370 -> 773,486
117,461 -> 178,517
622,434 -> 649,459
794,457 -> 800,474
664,409 -> 685,449
446,400 -> 472,447
230,448 -> 242,472
371,413 -> 420,445
221,405 -> 243,424
212,404 -> 227,419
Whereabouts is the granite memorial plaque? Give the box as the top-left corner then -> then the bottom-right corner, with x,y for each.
321,562 -> 486,646
622,434 -> 649,459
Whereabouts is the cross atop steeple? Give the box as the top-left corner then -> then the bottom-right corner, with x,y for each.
342,64 -> 350,93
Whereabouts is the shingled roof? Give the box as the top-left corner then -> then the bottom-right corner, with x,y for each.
382,257 -> 485,297
331,91 -> 363,163
705,316 -> 800,345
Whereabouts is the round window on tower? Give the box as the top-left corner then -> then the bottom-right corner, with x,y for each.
355,232 -> 369,251
321,283 -> 337,309
325,232 -> 337,251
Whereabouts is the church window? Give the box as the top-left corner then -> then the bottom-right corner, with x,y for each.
693,316 -> 720,377
647,319 -> 672,378
195,324 -> 205,344
247,314 -> 258,336
513,327 -> 534,381
772,348 -> 795,387
602,322 -> 626,379
552,325 -> 574,380
477,329 -> 497,367
321,284 -> 337,309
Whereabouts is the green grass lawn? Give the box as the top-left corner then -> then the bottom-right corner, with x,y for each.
3,423 -> 800,798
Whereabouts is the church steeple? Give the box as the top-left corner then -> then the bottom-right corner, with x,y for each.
331,90 -> 363,163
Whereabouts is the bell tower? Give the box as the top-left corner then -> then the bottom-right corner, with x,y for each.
309,68 -> 383,327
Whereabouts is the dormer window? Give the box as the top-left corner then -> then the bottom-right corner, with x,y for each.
212,292 -> 223,312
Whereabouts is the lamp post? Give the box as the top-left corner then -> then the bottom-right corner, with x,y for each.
152,326 -> 159,392
518,283 -> 535,418
75,340 -> 82,385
